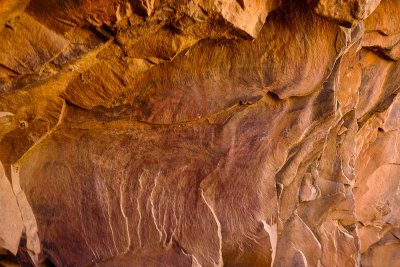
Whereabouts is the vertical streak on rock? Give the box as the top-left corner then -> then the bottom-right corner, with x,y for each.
191,254 -> 203,267
119,174 -> 131,254
149,173 -> 163,242
294,249 -> 308,267
262,221 -> 278,267
136,172 -> 144,248
200,189 -> 223,267
78,198 -> 99,263
101,178 -> 119,255
10,164 -> 40,266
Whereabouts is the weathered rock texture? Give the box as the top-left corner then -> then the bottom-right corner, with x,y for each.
0,0 -> 399,266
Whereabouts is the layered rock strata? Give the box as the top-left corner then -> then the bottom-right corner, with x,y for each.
0,0 -> 399,266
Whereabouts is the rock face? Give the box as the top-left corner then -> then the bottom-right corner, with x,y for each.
0,0 -> 399,266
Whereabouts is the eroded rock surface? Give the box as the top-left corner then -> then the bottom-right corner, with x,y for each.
0,0 -> 399,266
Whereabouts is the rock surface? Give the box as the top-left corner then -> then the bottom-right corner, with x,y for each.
0,0 -> 400,266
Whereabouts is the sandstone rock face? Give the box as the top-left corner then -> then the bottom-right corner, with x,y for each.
0,0 -> 399,266
307,0 -> 381,27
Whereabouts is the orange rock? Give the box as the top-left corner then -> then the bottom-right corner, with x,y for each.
0,0 -> 400,266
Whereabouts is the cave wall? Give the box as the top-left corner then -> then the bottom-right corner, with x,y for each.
0,0 -> 400,266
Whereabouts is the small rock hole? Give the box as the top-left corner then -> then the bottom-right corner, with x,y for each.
18,120 -> 28,129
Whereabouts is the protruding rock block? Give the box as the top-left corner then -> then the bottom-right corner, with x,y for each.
308,0 -> 381,27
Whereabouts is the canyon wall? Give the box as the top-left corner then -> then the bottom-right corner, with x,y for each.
0,0 -> 400,266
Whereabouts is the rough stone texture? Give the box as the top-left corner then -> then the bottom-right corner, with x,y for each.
307,0 -> 381,27
0,0 -> 399,266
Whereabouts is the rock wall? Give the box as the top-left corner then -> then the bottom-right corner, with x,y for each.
0,0 -> 399,266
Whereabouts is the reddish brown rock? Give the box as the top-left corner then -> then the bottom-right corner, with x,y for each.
308,0 -> 381,27
0,0 -> 30,31
1,0 -> 400,266
361,0 -> 400,60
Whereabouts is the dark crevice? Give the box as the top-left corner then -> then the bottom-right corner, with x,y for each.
40,257 -> 57,267
267,91 -> 281,101
358,90 -> 400,129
